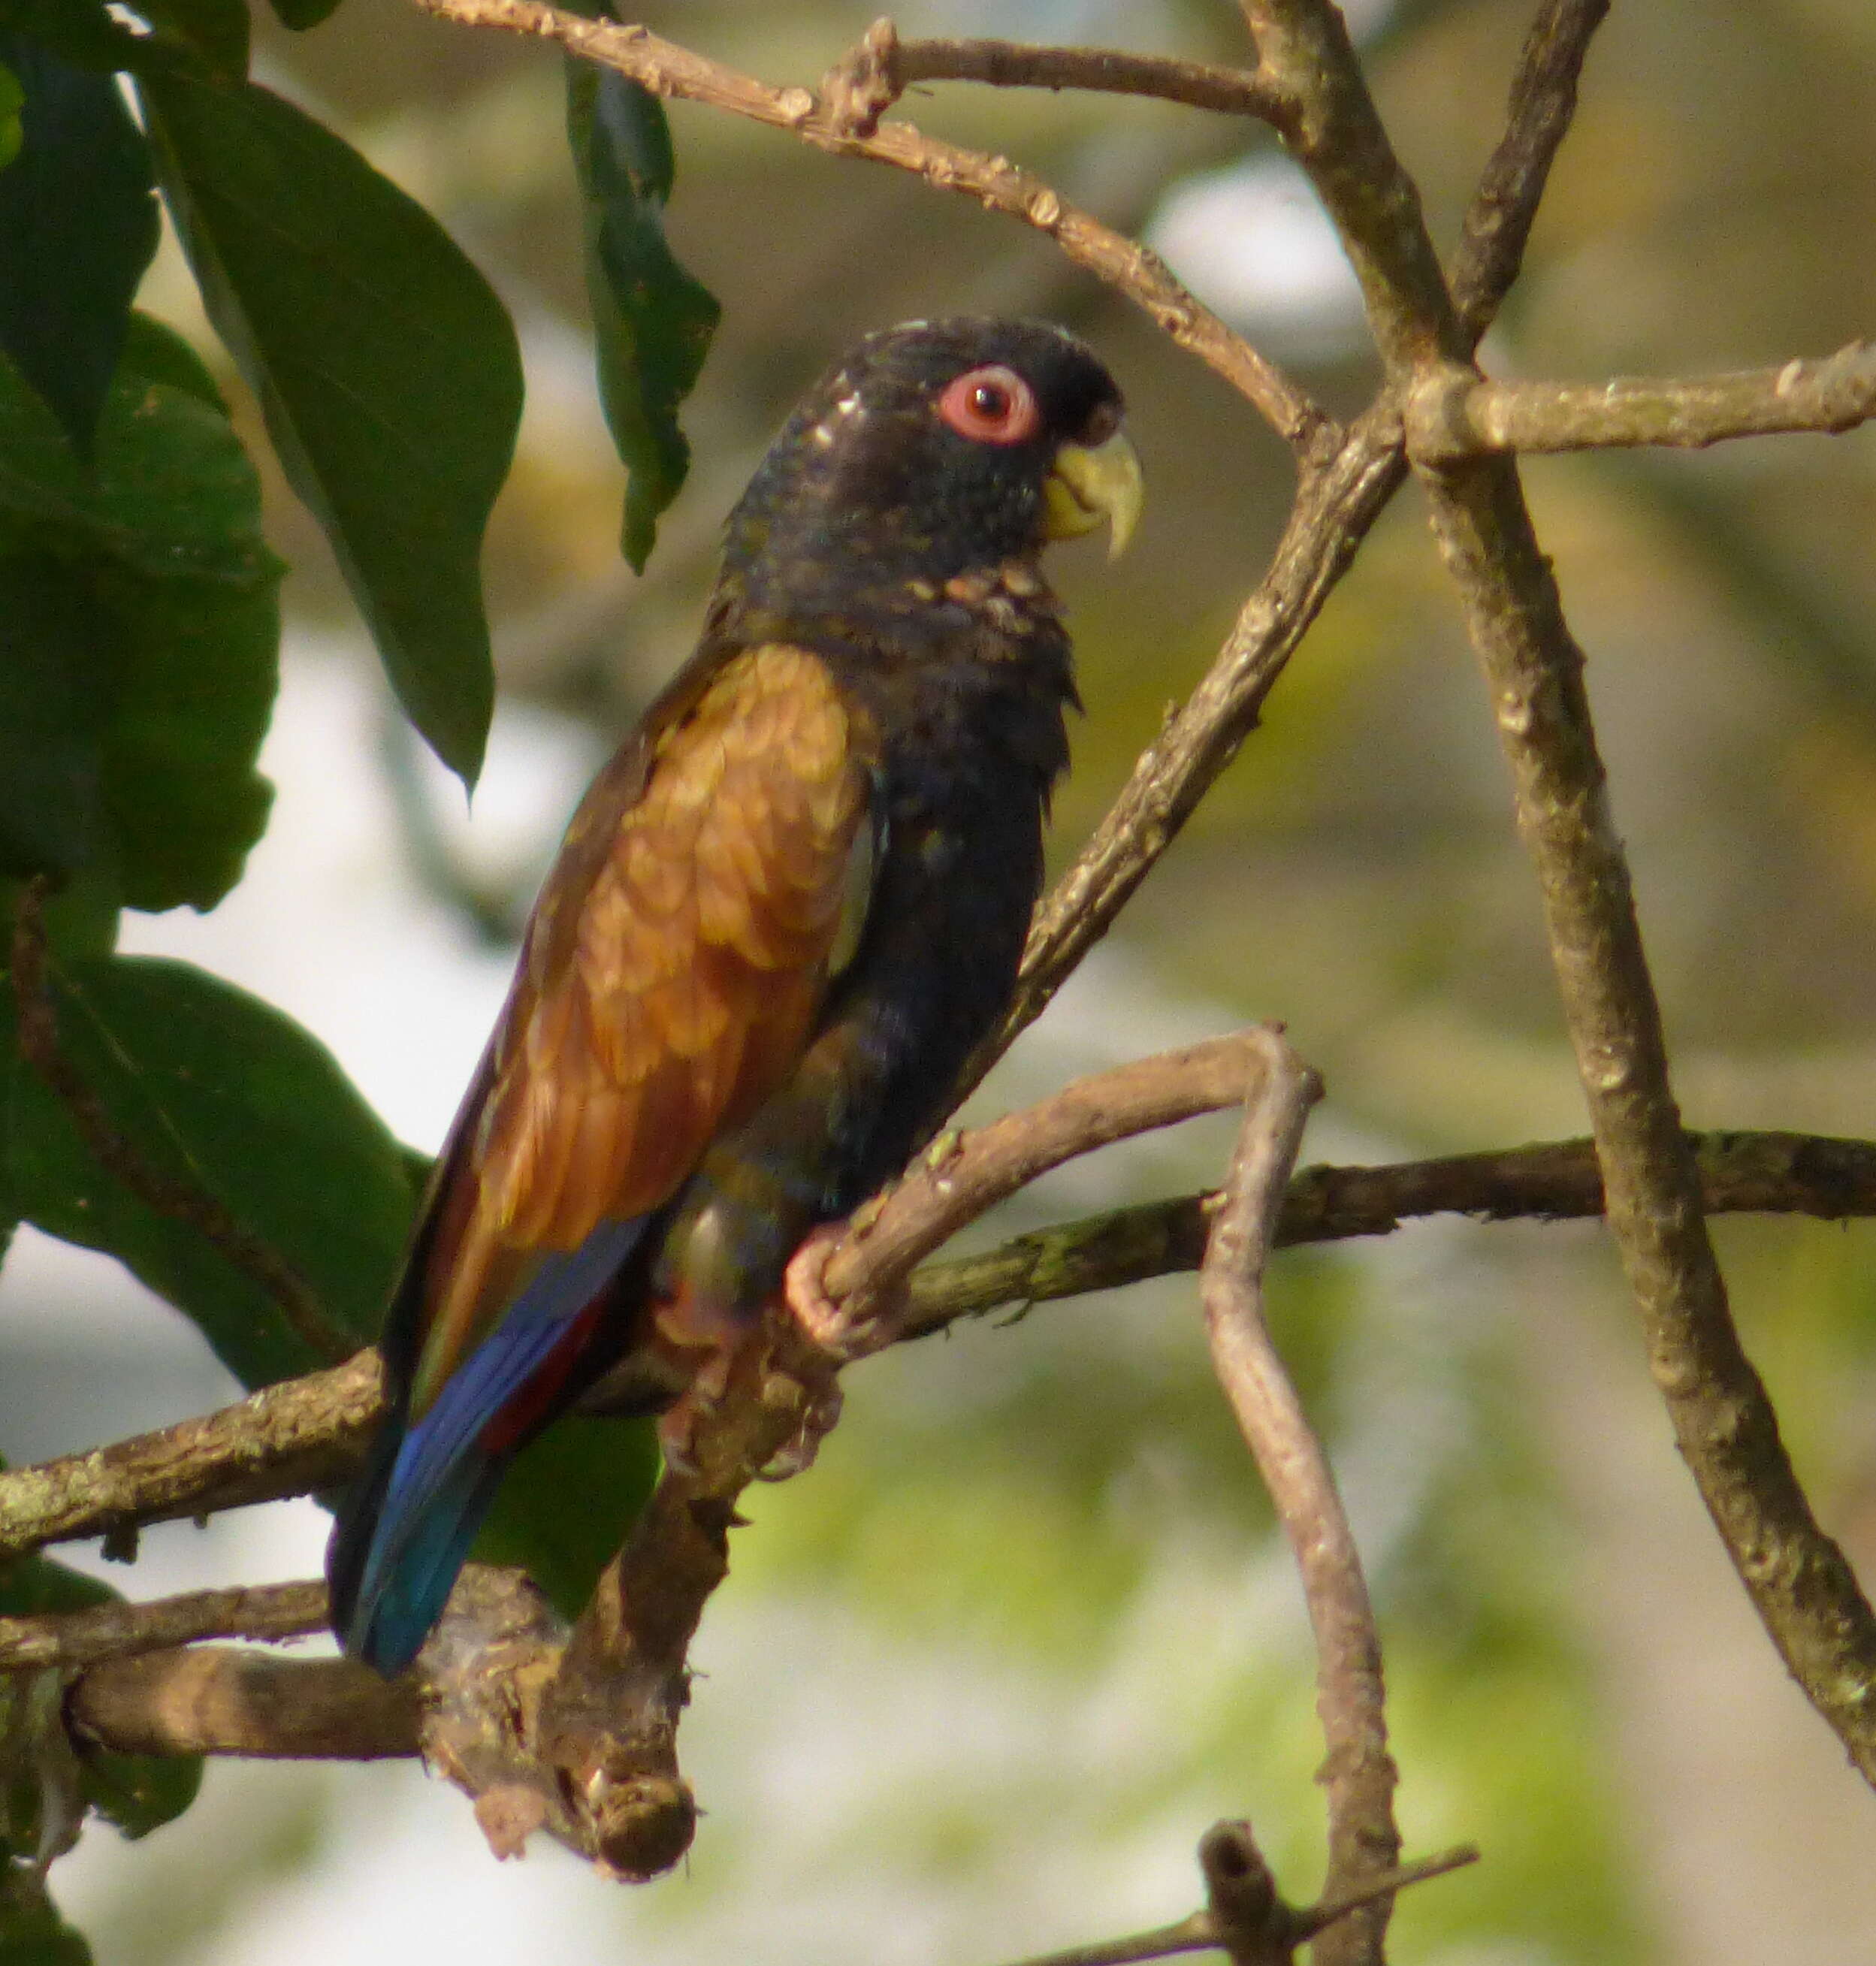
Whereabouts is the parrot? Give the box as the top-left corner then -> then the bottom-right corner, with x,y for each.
328,316 -> 1143,1675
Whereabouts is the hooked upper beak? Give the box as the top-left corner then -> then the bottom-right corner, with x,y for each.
1042,427 -> 1144,559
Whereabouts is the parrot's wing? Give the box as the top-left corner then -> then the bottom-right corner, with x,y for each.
331,644 -> 875,1668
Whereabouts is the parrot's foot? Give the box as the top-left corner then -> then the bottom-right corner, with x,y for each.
755,1374 -> 844,1482
781,1217 -> 912,1363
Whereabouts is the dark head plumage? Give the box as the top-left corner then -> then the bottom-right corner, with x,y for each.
718,318 -> 1137,621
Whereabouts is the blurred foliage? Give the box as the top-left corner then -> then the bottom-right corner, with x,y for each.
2,0 -> 1876,1961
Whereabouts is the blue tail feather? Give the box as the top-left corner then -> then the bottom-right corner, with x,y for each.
331,1218 -> 649,1675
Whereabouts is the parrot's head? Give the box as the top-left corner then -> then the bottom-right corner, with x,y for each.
720,318 -> 1141,612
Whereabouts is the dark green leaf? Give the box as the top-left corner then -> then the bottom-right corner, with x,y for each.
265,0 -> 346,29
0,1553 -> 204,1846
0,561 -> 113,880
0,317 -> 280,911
566,62 -> 718,572
470,1416 -> 660,1620
131,0 -> 249,75
0,61 -> 22,170
0,2 -> 140,78
0,0 -> 245,74
140,68 -> 522,787
0,956 -> 416,1387
0,38 -> 158,456
0,1867 -> 89,1966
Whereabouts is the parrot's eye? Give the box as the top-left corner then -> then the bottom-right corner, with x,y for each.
937,364 -> 1041,445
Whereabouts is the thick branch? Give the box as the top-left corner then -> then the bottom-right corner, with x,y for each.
1240,0 -> 1876,1805
406,0 -> 1320,449
70,1649 -> 419,1759
1408,341 -> 1876,460
1421,454 -> 1876,1783
530,1033 -> 1288,1876
0,1350 -> 381,1564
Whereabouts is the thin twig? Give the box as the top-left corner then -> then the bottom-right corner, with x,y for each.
0,1581 -> 329,1670
1198,1036 -> 1402,1964
902,1126 -> 1876,1336
817,17 -> 1288,134
1449,0 -> 1610,337
821,1030 -> 1288,1342
1407,340 -> 1876,459
7,880 -> 355,1367
986,1841 -> 1477,1966
406,0 -> 1322,448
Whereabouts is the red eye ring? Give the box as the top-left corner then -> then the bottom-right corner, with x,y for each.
936,364 -> 1041,445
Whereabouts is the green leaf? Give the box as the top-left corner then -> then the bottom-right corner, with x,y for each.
566,62 -> 718,572
0,956 -> 417,1387
0,1552 -> 199,1938
0,2 -> 140,78
0,1867 -> 89,1966
0,316 -> 280,912
139,68 -> 522,787
0,62 -> 22,171
0,37 -> 158,456
131,0 -> 249,75
470,1417 -> 660,1620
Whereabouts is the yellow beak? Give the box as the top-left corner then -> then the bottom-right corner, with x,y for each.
1042,427 -> 1144,558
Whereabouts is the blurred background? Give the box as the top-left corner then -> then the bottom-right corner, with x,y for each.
5,0 -> 1876,1958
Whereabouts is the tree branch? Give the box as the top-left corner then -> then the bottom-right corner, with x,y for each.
1407,340 -> 1876,460
0,1350 -> 381,1565
817,17 -> 1288,133
1448,0 -> 1610,337
0,1581 -> 328,1670
404,0 -> 1322,450
988,0 -> 1612,1071
1240,0 -> 1876,1801
5,1128 -> 1869,1568
1198,1039 -> 1400,1962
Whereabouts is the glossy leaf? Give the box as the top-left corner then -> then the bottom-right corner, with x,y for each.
0,317 -> 280,911
566,60 -> 717,572
0,956 -> 419,1388
140,68 -> 521,787
0,37 -> 157,455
